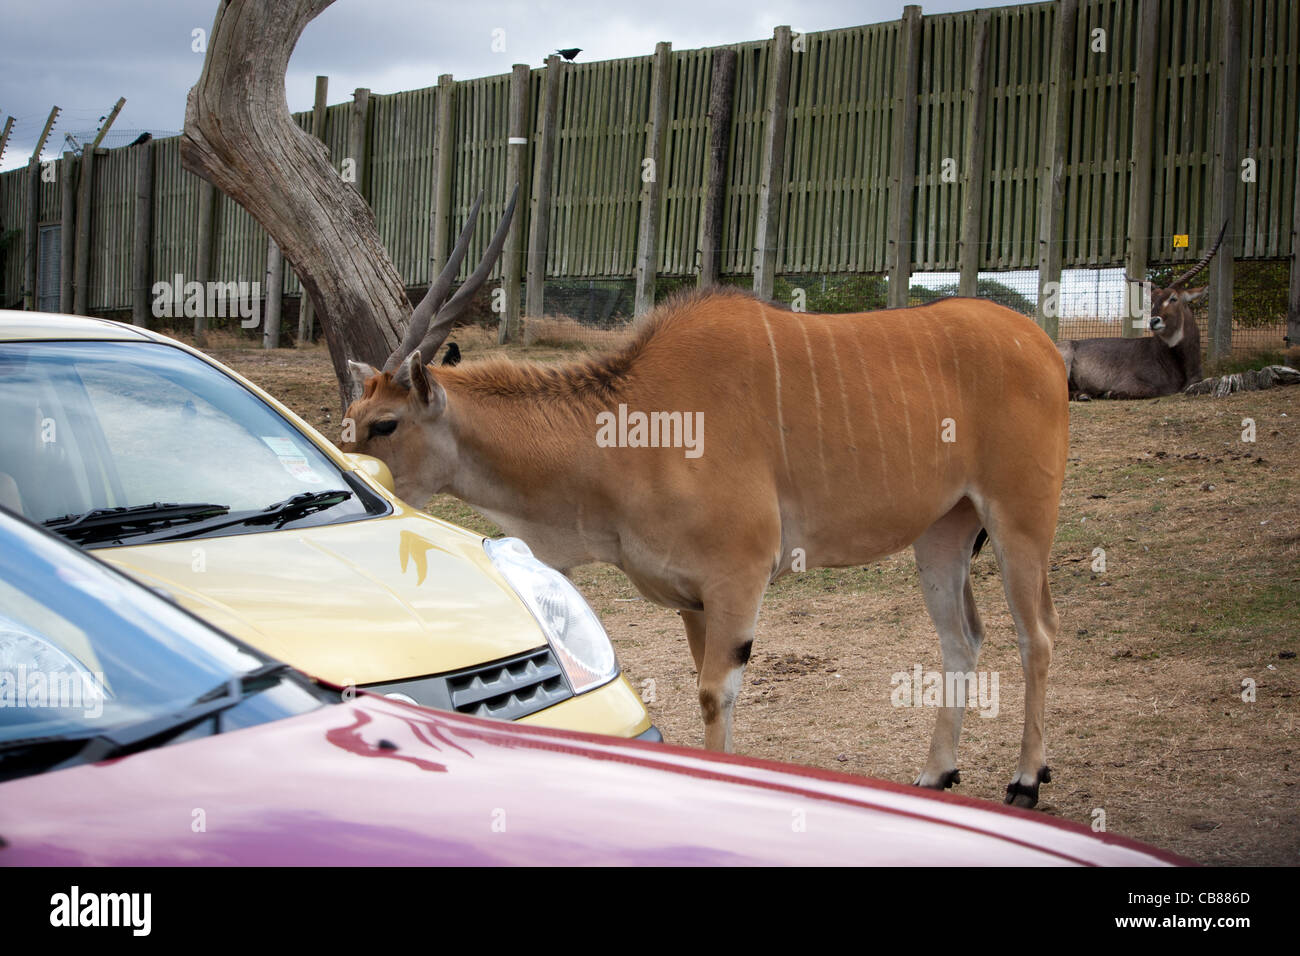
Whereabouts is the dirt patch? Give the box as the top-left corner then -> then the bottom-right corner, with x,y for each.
208,332 -> 1300,865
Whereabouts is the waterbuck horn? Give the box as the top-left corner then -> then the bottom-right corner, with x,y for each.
1170,220 -> 1229,288
381,184 -> 519,374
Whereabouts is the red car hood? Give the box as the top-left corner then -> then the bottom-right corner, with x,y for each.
0,696 -> 1186,866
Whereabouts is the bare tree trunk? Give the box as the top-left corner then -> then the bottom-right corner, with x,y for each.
180,0 -> 406,410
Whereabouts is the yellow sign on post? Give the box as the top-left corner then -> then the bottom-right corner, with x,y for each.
1173,234 -> 1189,248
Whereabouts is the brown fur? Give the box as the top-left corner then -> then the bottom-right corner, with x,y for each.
343,289 -> 1069,806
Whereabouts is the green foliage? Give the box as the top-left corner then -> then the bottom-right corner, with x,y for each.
907,277 -> 1036,316
772,274 -> 887,313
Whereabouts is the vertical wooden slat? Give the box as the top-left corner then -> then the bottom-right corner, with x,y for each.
887,7 -> 922,307
25,161 -> 40,310
1036,0 -> 1078,340
262,238 -> 283,349
298,74 -> 329,343
635,42 -> 673,314
349,87 -> 372,203
959,10 -> 990,295
1209,0 -> 1243,364
526,56 -> 562,318
72,151 -> 95,315
1289,81 -> 1300,347
430,74 -> 456,279
59,152 -> 76,313
131,140 -> 153,326
501,63 -> 530,343
753,27 -> 792,300
1123,0 -> 1159,335
193,179 -> 216,343
699,48 -> 738,287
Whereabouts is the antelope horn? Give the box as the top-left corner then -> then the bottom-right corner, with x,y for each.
1171,220 -> 1229,288
382,192 -> 486,373
410,182 -> 520,362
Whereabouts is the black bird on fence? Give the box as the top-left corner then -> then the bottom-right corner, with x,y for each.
127,132 -> 152,147
555,48 -> 582,61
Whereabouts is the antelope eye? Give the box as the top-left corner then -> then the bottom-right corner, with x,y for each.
369,419 -> 398,438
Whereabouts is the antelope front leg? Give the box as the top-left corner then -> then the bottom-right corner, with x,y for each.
695,582 -> 766,752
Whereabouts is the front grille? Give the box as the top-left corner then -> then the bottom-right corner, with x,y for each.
446,648 -> 570,720
362,647 -> 573,722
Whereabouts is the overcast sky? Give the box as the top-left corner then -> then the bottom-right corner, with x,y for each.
0,0 -> 1021,171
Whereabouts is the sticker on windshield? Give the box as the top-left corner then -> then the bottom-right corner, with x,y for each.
261,436 -> 324,484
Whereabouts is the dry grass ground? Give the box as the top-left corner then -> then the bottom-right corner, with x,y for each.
195,329 -> 1299,866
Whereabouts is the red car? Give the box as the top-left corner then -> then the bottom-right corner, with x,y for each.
0,508 -> 1185,866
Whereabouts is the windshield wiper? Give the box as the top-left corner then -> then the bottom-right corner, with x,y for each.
240,490 -> 353,527
100,489 -> 355,545
43,502 -> 231,545
0,661 -> 294,779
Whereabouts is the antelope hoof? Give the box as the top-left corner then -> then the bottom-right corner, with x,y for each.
1004,766 -> 1052,808
914,769 -> 960,791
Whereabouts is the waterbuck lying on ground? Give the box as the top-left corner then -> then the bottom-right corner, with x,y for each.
1057,227 -> 1226,399
342,194 -> 1069,807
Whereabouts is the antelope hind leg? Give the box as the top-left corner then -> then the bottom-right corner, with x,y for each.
911,500 -> 986,792
987,527 -> 1058,808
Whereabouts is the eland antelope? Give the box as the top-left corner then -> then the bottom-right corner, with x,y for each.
342,191 -> 1070,807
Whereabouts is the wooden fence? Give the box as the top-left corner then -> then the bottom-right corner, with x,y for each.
1,0 -> 1297,356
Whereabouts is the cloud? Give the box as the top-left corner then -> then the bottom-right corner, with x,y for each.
1,0 -> 1022,170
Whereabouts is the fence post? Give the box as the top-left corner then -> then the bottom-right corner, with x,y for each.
298,74 -> 329,345
348,87 -> 372,203
193,179 -> 216,345
59,152 -> 76,313
957,10 -> 990,298
1123,0 -> 1160,337
131,140 -> 153,327
24,105 -> 59,311
501,62 -> 531,344
1290,97 -> 1300,351
263,238 -> 283,349
635,41 -> 673,316
1035,0 -> 1078,341
1208,0 -> 1242,366
430,74 -> 455,279
24,162 -> 39,311
699,48 -> 737,288
526,55 -> 562,325
887,8 -> 923,308
753,28 -> 792,302
72,151 -> 96,316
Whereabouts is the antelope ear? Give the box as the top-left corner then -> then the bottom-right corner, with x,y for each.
1180,286 -> 1208,303
347,359 -> 379,393
405,351 -> 446,415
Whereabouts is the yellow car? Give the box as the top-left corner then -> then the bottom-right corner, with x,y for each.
0,312 -> 657,740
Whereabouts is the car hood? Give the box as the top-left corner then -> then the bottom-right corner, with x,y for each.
96,513 -> 546,685
0,695 -> 1186,866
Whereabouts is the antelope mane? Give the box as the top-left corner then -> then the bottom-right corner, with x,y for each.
433,286 -> 760,414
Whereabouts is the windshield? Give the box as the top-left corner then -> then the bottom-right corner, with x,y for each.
0,510 -> 329,775
0,341 -> 384,546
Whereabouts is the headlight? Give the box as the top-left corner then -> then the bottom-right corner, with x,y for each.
484,537 -> 618,694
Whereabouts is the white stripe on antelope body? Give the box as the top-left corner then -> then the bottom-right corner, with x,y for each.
343,198 -> 1069,807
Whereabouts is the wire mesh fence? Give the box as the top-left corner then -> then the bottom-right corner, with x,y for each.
115,255 -> 1290,363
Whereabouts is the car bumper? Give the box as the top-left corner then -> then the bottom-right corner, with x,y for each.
517,672 -> 656,739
